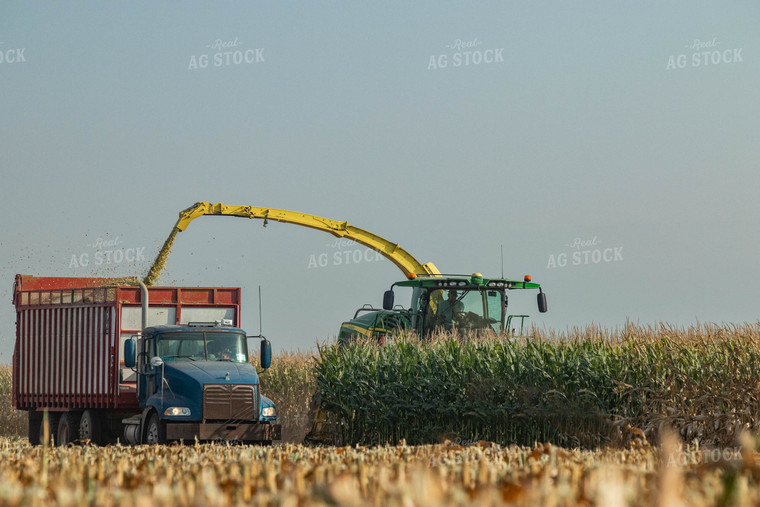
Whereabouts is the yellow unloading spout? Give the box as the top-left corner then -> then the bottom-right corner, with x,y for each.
144,202 -> 439,285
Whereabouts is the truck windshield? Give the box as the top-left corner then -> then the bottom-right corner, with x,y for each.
155,332 -> 249,363
425,288 -> 502,333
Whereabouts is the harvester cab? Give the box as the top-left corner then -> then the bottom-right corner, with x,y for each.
338,273 -> 547,342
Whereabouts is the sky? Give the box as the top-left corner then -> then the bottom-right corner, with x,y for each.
1,2 -> 759,359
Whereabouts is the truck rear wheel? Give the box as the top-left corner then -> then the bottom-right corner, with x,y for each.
57,412 -> 81,446
144,413 -> 166,445
78,410 -> 101,445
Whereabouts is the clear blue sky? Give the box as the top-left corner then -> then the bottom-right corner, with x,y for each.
2,2 -> 759,358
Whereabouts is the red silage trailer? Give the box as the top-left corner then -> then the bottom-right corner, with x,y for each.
12,274 -> 242,444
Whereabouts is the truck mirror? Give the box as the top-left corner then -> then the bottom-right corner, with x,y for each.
260,338 -> 272,369
382,290 -> 394,310
537,292 -> 548,313
124,339 -> 136,368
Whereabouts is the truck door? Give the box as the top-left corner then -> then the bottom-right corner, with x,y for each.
138,337 -> 156,402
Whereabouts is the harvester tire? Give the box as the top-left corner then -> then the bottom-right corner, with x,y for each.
304,393 -> 340,445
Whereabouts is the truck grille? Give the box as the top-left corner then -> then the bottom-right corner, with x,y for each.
203,384 -> 258,421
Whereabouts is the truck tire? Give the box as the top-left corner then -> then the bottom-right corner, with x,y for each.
27,412 -> 41,446
57,412 -> 81,446
144,412 -> 165,445
78,410 -> 101,445
32,411 -> 60,446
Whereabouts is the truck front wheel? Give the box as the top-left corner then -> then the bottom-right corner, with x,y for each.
144,413 -> 166,445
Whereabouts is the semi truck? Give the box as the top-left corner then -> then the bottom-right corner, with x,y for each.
12,274 -> 281,446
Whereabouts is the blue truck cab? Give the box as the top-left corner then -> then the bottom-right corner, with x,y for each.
123,322 -> 281,444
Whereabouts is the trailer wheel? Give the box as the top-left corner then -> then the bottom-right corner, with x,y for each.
32,411 -> 60,446
27,412 -> 41,446
57,412 -> 81,446
144,412 -> 165,445
78,410 -> 101,445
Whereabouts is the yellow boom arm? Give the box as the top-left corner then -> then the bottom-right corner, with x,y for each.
174,202 -> 440,278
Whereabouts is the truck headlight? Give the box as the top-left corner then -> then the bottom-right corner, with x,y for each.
164,407 -> 191,416
262,406 -> 276,417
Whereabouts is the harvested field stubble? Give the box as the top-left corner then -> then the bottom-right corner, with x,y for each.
0,436 -> 758,506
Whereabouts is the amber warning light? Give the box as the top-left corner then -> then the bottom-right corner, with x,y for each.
524,275 -> 531,282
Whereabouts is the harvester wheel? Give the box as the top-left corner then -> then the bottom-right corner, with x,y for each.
304,393 -> 339,445
304,393 -> 320,444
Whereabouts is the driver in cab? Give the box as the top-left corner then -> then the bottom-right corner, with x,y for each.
210,341 -> 234,361
436,290 -> 464,331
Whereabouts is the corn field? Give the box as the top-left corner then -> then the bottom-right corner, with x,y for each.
0,366 -> 25,436
314,322 -> 760,448
256,350 -> 316,443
